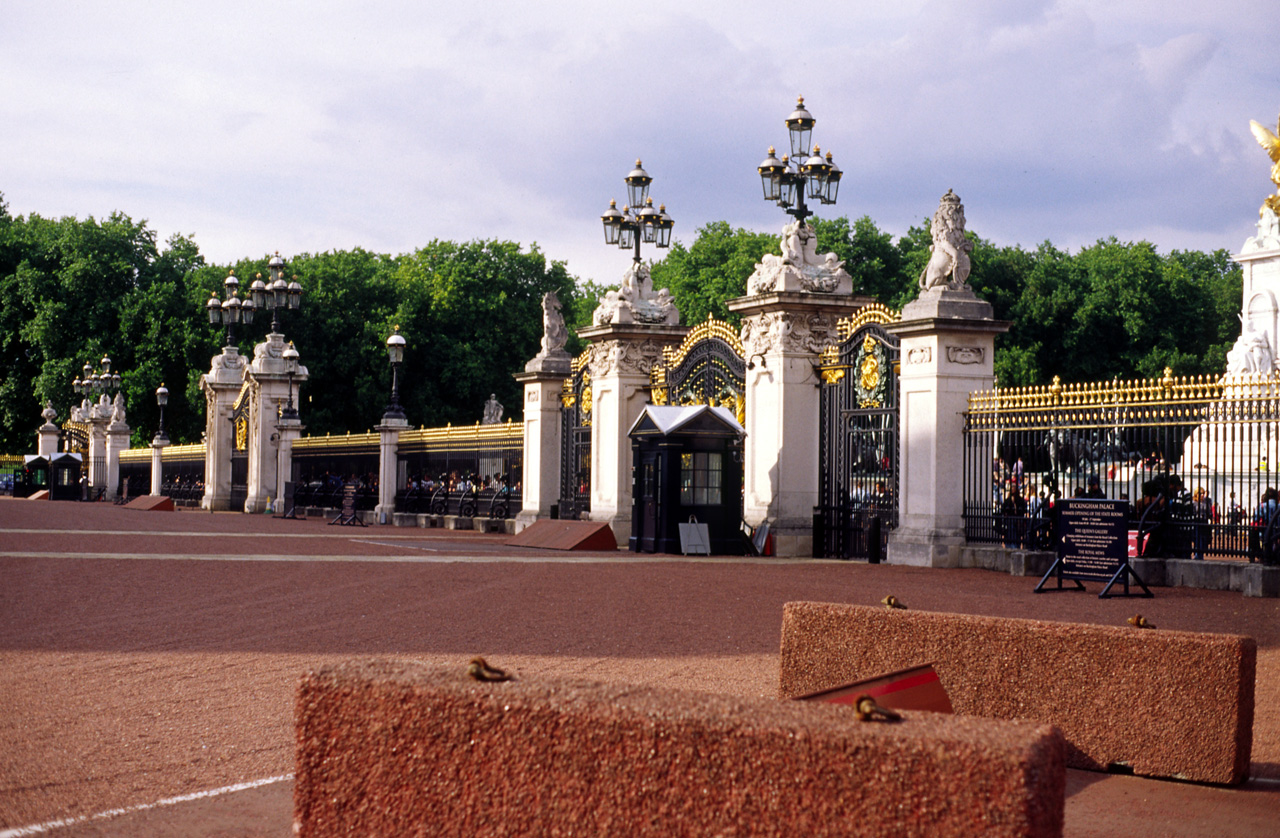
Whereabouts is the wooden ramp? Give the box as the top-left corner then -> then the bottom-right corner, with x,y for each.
507,520 -> 619,552
124,495 -> 176,512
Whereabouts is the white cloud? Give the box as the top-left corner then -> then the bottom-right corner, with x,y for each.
1,0 -> 1277,288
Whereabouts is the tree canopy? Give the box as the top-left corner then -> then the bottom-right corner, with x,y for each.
0,191 -> 1245,453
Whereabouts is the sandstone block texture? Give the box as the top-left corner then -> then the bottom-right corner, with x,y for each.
779,603 -> 1255,784
295,659 -> 1065,838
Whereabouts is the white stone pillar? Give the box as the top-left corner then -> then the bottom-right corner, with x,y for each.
374,415 -> 407,523
513,352 -> 572,532
105,420 -> 130,500
37,403 -> 60,458
150,438 -> 169,495
244,334 -> 309,514
87,413 -> 108,490
728,292 -> 868,557
886,288 -> 1008,567
200,347 -> 247,511
577,323 -> 687,546
276,414 -> 304,514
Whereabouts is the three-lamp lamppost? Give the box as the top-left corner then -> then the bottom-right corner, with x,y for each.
600,160 -> 674,264
757,96 -> 842,222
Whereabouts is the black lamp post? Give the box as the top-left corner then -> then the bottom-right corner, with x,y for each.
154,384 -> 169,444
600,160 -> 674,266
249,252 -> 303,335
281,342 -> 300,420
757,96 -> 842,223
73,355 -> 122,398
384,326 -> 406,420
205,270 -> 256,347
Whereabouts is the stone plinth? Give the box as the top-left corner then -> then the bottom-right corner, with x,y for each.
199,346 -> 247,511
295,659 -> 1066,837
577,322 -> 687,546
277,414 -> 305,514
513,354 -> 570,533
780,602 -> 1255,784
886,288 -> 1008,567
727,291 -> 874,557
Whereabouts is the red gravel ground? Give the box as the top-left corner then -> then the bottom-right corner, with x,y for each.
1,497 -> 1277,837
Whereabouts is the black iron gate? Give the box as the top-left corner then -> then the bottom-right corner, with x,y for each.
559,351 -> 591,520
816,304 -> 901,559
230,386 -> 250,512
650,316 -> 747,424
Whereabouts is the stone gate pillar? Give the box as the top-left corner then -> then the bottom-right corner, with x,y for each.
514,291 -> 574,533
87,405 -> 108,491
886,288 -> 1008,566
514,366 -> 571,532
578,322 -> 688,546
105,416 -> 130,501
728,291 -> 869,557
244,334 -> 308,514
200,347 -> 247,511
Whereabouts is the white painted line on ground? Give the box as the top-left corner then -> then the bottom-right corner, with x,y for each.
0,528 -> 449,539
0,774 -> 293,837
348,538 -> 439,552
0,550 -> 841,565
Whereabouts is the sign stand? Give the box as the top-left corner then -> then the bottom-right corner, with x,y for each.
328,482 -> 366,527
1034,498 -> 1151,598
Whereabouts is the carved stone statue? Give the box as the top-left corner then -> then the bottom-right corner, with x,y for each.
919,189 -> 973,291
747,220 -> 852,295
592,263 -> 680,326
540,290 -> 568,355
482,393 -> 503,424
110,391 -> 127,426
1226,316 -> 1276,375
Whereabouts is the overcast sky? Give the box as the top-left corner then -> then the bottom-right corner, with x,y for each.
3,1 -> 1277,287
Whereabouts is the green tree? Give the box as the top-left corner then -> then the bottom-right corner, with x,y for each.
648,221 -> 779,325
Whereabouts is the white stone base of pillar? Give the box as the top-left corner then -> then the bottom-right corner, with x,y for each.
886,527 -> 967,567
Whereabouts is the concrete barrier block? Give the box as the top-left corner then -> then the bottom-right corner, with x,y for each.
391,512 -> 417,527
295,660 -> 1065,838
443,515 -> 473,530
780,602 -> 1255,784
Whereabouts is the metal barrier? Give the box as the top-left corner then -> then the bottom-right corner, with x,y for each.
963,369 -> 1280,563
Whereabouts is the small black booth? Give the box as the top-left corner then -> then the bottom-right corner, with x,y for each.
19,453 -> 82,500
628,405 -> 744,555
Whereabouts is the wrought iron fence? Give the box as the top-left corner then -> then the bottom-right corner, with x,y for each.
963,369 -> 1280,563
395,422 -> 522,516
0,455 -> 21,496
117,444 -> 207,505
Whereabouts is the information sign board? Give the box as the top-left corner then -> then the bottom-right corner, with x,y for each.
1056,499 -> 1128,581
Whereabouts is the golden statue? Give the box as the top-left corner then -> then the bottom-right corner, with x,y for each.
1250,113 -> 1280,217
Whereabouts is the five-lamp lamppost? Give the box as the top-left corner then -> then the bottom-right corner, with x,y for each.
73,356 -> 122,398
250,252 -> 303,335
600,160 -> 674,264
384,326 -> 406,420
206,270 -> 256,346
757,96 -> 842,222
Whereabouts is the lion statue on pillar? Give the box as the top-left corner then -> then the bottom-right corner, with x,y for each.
918,189 -> 973,292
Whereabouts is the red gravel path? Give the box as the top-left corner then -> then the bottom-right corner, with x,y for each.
1,498 -> 1277,836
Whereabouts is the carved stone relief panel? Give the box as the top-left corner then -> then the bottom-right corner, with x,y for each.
906,347 -> 932,365
946,346 -> 983,365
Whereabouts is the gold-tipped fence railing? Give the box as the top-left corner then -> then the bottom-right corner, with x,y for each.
963,368 -> 1280,563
